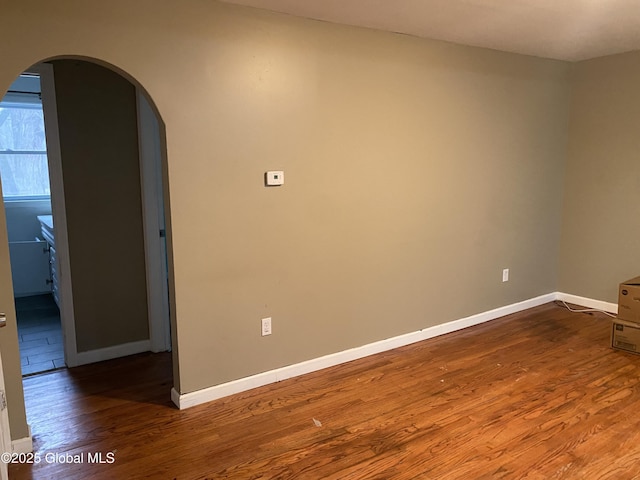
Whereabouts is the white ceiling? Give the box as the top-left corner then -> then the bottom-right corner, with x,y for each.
219,0 -> 640,62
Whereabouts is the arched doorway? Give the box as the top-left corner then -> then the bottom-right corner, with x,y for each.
0,57 -> 175,446
41,58 -> 172,368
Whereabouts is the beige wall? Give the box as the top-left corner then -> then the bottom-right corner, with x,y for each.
0,0 -> 573,437
559,52 -> 640,302
52,60 -> 149,352
0,186 -> 29,440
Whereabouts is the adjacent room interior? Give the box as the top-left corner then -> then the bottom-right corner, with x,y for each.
1,72 -> 64,377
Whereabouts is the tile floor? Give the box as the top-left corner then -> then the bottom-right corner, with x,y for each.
15,294 -> 65,376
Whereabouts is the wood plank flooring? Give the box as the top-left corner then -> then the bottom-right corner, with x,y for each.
8,302 -> 640,479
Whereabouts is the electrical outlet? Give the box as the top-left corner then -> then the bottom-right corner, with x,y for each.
502,268 -> 509,282
261,317 -> 272,336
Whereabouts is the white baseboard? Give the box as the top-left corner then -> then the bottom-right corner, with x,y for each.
555,292 -> 618,314
172,293 -> 556,410
12,428 -> 32,454
74,340 -> 151,367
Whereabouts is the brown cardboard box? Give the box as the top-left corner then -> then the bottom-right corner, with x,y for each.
611,319 -> 640,355
617,276 -> 640,323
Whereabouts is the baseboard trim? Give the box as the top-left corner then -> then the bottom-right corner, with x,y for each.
555,292 -> 618,314
172,293 -> 556,410
12,430 -> 32,454
75,340 -> 151,367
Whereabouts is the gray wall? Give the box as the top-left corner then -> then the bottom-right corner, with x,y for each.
559,51 -> 640,302
53,60 -> 149,352
0,0 -> 571,406
5,200 -> 51,243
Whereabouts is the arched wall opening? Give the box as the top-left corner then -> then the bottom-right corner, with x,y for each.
0,55 -> 178,444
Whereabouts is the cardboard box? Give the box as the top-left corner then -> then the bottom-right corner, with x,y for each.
617,277 -> 640,323
611,319 -> 640,354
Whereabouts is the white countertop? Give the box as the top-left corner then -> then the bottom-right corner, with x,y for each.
37,215 -> 54,230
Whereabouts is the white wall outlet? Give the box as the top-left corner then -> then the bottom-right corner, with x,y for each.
502,268 -> 509,282
261,317 -> 272,336
265,171 -> 284,186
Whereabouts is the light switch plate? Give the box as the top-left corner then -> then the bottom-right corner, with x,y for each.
265,171 -> 284,186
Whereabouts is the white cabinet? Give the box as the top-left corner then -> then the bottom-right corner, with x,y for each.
37,215 -> 59,307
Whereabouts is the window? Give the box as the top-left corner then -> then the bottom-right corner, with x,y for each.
0,74 -> 51,200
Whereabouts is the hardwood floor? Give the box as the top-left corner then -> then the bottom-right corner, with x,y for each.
8,302 -> 640,479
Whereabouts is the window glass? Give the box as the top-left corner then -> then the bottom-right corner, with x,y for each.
0,100 -> 50,198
